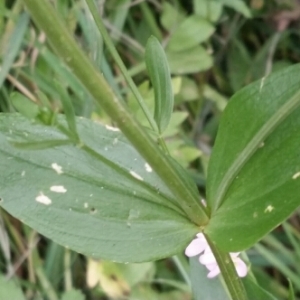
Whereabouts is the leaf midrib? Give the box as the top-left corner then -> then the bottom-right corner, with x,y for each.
0,144 -> 183,215
212,89 -> 300,211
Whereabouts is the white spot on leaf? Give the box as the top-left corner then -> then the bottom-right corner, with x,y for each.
292,172 -> 300,179
105,125 -> 120,132
51,163 -> 63,174
113,138 -> 118,145
130,170 -> 143,181
145,163 -> 152,172
36,193 -> 52,205
84,202 -> 89,208
50,185 -> 67,193
21,171 -> 26,177
264,205 -> 274,213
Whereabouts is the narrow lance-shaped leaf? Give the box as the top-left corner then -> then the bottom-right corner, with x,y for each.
145,36 -> 173,133
0,13 -> 29,89
53,80 -> 79,140
205,63 -> 300,252
0,114 -> 199,263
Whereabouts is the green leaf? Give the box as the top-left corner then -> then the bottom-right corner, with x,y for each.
167,46 -> 213,75
167,15 -> 215,52
61,290 -> 85,300
160,2 -> 186,32
190,257 -> 230,300
288,280 -> 295,300
205,64 -> 300,251
0,114 -> 198,263
193,0 -> 223,22
0,275 -> 26,300
53,80 -> 79,140
145,36 -> 173,133
11,92 -> 39,119
227,40 -> 252,92
243,277 -> 278,300
217,0 -> 251,18
0,13 -> 29,89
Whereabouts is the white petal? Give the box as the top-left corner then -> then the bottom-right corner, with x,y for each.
234,257 -> 248,278
205,262 -> 218,271
196,232 -> 206,239
185,237 -> 207,257
199,248 -> 216,265
207,266 -> 220,278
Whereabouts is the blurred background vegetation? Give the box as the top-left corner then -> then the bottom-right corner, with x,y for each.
1,0 -> 300,299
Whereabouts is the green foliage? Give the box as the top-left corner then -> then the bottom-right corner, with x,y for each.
11,92 -> 39,119
145,36 -> 173,133
0,13 -> 29,89
0,113 -> 198,263
167,15 -> 215,52
206,64 -> 300,251
0,275 -> 25,300
1,0 -> 300,299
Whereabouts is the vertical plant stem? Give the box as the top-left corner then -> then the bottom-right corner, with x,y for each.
84,0 -> 170,153
206,234 -> 248,300
22,0 -> 209,225
85,0 -> 157,132
64,249 -> 72,291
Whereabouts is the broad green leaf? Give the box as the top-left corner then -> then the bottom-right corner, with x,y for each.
0,114 -> 198,263
145,36 -> 173,133
167,46 -> 213,75
190,257 -> 230,300
205,64 -> 300,252
217,0 -> 251,18
0,275 -> 25,300
11,92 -> 39,119
167,15 -> 215,52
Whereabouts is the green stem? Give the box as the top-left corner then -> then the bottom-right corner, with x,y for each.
205,234 -> 248,300
64,249 -> 72,291
84,0 -> 169,154
22,0 -> 208,225
84,0 -> 157,132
